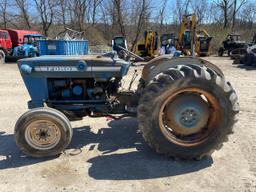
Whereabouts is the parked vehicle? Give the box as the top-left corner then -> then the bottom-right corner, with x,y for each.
160,33 -> 177,55
176,14 -> 212,56
15,50 -> 238,160
244,44 -> 256,66
195,30 -> 212,56
111,36 -> 128,59
218,33 -> 246,56
230,33 -> 256,64
7,29 -> 39,47
12,34 -> 44,57
0,29 -> 42,62
135,30 -> 159,59
0,29 -> 12,62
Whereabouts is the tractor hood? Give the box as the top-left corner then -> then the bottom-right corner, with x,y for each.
14,44 -> 34,51
18,54 -> 131,80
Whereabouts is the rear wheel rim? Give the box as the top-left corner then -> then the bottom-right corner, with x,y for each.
25,119 -> 61,150
158,88 -> 222,147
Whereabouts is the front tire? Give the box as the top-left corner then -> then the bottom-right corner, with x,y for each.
138,64 -> 238,159
0,50 -> 6,63
218,47 -> 224,56
15,107 -> 73,157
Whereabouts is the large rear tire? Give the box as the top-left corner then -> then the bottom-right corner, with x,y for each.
15,107 -> 73,157
244,53 -> 254,66
137,64 -> 238,159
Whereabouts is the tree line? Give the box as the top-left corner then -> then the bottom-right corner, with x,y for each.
0,0 -> 255,49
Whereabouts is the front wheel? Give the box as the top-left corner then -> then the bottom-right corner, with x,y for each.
0,50 -> 6,63
138,64 -> 239,159
15,107 -> 73,157
218,47 -> 224,56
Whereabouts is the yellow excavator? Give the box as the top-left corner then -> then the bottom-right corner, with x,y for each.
135,30 -> 158,59
196,29 -> 212,56
176,14 -> 212,56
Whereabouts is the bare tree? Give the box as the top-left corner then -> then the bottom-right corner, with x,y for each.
174,0 -> 191,24
158,0 -> 167,33
0,0 -> 255,47
190,0 -> 209,25
99,2 -> 111,39
58,0 -> 68,28
113,0 -> 126,37
73,0 -> 88,31
33,0 -> 55,36
105,0 -> 126,37
232,0 -> 247,30
15,0 -> 32,29
88,0 -> 104,25
213,0 -> 233,28
0,0 -> 9,29
130,0 -> 151,51
240,1 -> 256,29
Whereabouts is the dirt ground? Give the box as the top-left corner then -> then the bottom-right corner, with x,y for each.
0,56 -> 256,192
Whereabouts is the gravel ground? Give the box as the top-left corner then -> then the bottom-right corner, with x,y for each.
0,56 -> 256,192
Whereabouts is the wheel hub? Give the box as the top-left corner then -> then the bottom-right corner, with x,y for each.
164,93 -> 210,136
25,120 -> 61,150
179,108 -> 199,127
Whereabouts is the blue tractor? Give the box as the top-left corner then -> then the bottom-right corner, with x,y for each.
12,34 -> 44,58
15,51 -> 239,159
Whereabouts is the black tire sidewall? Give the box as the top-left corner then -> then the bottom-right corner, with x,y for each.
245,54 -> 254,66
0,50 -> 5,63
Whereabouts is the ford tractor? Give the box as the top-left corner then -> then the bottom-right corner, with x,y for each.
15,51 -> 238,160
12,34 -> 44,58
